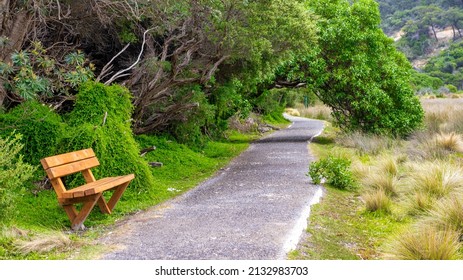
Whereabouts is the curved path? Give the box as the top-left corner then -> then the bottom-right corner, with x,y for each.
99,115 -> 324,260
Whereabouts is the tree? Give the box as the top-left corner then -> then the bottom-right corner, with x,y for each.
282,0 -> 423,136
444,7 -> 463,38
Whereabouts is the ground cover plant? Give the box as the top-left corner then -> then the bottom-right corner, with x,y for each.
0,130 -> 258,260
0,81 -> 262,259
293,98 -> 463,260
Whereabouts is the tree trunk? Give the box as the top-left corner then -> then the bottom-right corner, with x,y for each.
456,22 -> 462,37
431,25 -> 438,42
0,1 -> 33,108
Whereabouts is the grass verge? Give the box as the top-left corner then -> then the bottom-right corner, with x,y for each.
288,123 -> 407,260
0,130 -> 261,260
288,186 -> 403,260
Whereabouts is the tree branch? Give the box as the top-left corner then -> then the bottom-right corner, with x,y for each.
104,28 -> 153,85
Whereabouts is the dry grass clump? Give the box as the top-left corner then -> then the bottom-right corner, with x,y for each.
408,162 -> 463,197
14,232 -> 74,254
363,189 -> 391,213
351,160 -> 370,179
336,132 -> 394,155
295,103 -> 332,121
407,131 -> 463,160
284,108 -> 301,117
424,195 -> 463,232
424,110 -> 450,134
421,100 -> 463,134
362,173 -> 398,196
401,162 -> 463,214
433,132 -> 463,153
375,155 -> 399,177
384,225 -> 461,260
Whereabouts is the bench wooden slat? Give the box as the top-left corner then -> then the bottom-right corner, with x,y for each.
40,148 -> 134,230
60,175 -> 135,199
41,148 -> 95,169
44,157 -> 100,179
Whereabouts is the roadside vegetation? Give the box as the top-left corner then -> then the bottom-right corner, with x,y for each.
291,98 -> 463,260
0,124 -> 260,260
0,0 -> 432,260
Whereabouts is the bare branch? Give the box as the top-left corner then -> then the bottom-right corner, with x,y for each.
201,55 -> 230,83
96,43 -> 131,82
104,28 -> 153,85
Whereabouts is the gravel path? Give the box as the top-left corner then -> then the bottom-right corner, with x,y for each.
99,115 -> 324,260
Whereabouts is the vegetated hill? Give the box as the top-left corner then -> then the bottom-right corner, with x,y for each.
377,0 -> 463,91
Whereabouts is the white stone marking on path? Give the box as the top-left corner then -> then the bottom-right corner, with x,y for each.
282,186 -> 324,255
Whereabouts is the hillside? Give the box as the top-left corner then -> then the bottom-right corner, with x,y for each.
377,0 -> 463,90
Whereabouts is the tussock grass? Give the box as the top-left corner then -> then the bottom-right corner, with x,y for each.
295,103 -> 332,121
433,132 -> 463,153
407,131 -> 458,160
362,173 -> 398,197
422,100 -> 463,134
384,225 -> 461,260
375,155 -> 399,177
400,162 -> 463,215
407,162 -> 463,198
336,132 -> 394,155
14,232 -> 74,254
351,160 -> 370,179
284,108 -> 300,117
424,194 -> 463,232
363,189 -> 391,213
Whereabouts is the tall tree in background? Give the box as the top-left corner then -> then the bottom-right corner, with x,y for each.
280,0 -> 423,136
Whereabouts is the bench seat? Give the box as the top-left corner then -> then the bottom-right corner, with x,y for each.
61,174 -> 135,199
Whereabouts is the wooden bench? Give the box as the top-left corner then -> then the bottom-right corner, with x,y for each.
40,148 -> 134,230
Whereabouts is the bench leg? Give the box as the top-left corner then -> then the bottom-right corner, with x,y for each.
71,193 -> 101,231
107,182 -> 130,212
97,196 -> 112,214
63,205 -> 78,223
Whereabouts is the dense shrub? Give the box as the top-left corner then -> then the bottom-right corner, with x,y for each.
0,100 -> 64,166
61,82 -> 155,194
0,133 -> 36,224
168,85 -> 216,148
301,0 -> 424,136
308,156 -> 355,190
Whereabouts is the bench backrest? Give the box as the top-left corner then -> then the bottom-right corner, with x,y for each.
41,148 -> 100,196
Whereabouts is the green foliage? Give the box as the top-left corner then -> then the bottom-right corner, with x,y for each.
300,0 -> 424,136
0,101 -> 64,167
410,71 -> 444,92
424,41 -> 463,89
61,82 -> 155,194
308,155 -> 355,190
0,41 -> 94,102
0,133 -> 36,224
168,85 -> 216,147
210,80 -> 252,124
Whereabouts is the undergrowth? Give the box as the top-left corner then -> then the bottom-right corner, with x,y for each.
293,99 -> 463,260
0,131 -> 257,260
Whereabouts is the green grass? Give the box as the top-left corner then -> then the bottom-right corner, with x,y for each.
289,124 -> 406,260
0,131 -> 260,260
288,186 -> 404,260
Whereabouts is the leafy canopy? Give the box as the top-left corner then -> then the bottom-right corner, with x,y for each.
281,0 -> 423,136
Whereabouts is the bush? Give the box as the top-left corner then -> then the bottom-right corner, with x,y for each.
0,133 -> 36,224
0,101 -> 64,167
169,86 -> 216,147
308,156 -> 355,190
61,82 -> 156,194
